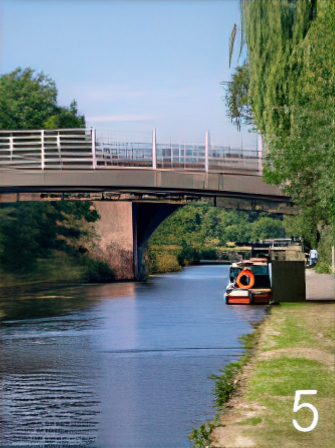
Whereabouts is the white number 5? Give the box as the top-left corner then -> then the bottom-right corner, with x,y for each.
293,390 -> 319,432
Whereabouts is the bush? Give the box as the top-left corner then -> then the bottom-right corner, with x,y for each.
200,248 -> 218,260
177,247 -> 201,266
150,253 -> 181,274
315,225 -> 334,274
189,421 -> 216,448
189,331 -> 257,446
81,256 -> 115,282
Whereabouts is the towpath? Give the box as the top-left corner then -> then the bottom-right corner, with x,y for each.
306,269 -> 335,301
210,270 -> 335,448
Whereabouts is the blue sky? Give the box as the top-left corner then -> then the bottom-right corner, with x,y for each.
0,0 -> 256,147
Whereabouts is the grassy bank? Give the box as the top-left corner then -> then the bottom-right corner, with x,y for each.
199,303 -> 335,448
189,328 -> 262,447
0,251 -> 115,290
148,244 -> 244,275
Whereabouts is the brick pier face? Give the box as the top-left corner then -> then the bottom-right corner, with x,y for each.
93,202 -> 134,280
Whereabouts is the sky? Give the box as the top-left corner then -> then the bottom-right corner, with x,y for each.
0,0 -> 256,147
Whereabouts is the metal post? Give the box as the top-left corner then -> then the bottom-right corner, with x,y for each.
205,131 -> 210,172
41,130 -> 45,170
56,132 -> 61,167
9,136 -> 13,163
152,128 -> 157,169
92,128 -> 97,169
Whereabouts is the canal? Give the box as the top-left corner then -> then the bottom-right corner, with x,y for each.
1,265 -> 266,447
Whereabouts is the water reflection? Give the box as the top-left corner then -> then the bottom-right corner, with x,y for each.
1,372 -> 99,447
0,282 -> 136,322
1,266 -> 266,447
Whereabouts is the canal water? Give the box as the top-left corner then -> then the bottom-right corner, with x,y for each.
1,265 -> 266,447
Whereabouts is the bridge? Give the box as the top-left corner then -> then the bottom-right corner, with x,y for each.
0,128 -> 293,279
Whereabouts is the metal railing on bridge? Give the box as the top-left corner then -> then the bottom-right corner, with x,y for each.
0,128 -> 262,174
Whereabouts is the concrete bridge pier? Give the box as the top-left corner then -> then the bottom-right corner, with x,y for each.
92,202 -> 180,280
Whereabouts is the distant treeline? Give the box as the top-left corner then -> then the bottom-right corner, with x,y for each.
148,203 -> 291,274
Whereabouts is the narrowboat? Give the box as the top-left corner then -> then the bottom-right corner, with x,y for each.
224,258 -> 272,305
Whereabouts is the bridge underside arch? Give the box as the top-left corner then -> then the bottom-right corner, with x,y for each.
1,168 -> 295,280
92,202 -> 181,280
132,203 -> 181,279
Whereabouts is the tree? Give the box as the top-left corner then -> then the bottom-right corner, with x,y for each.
223,61 -> 253,131
250,217 -> 285,242
0,67 -> 85,129
44,100 -> 85,129
225,1 -> 335,270
0,202 -> 99,272
0,68 -> 90,275
239,0 -> 335,227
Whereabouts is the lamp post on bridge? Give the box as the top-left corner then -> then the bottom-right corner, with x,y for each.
92,128 -> 97,169
205,131 -> 210,173
152,128 -> 157,170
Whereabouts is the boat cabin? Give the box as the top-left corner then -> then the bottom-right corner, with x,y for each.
225,258 -> 272,305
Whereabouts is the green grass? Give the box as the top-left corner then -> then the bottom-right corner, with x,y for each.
0,251 -> 115,290
191,303 -> 335,448
247,358 -> 334,399
240,304 -> 335,448
260,305 -> 316,352
235,416 -> 262,426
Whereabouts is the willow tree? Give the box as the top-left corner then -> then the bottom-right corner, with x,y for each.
227,1 -> 334,257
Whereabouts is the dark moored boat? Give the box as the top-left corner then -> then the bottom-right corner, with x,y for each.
225,258 -> 272,305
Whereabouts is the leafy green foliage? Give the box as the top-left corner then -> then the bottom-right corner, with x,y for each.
0,202 -> 99,273
224,60 -> 253,130
210,361 -> 243,408
189,330 -> 258,447
189,421 -> 216,448
0,67 -> 94,283
177,243 -> 201,266
44,100 -> 85,129
148,204 -> 287,274
80,256 -> 115,282
225,1 -> 335,271
148,246 -> 181,274
314,225 -> 335,274
0,67 -> 85,129
0,68 -> 57,129
244,0 -> 334,223
150,203 -> 286,249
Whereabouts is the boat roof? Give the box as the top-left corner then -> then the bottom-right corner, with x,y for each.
232,258 -> 269,268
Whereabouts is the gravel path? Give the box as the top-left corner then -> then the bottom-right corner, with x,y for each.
306,270 -> 335,300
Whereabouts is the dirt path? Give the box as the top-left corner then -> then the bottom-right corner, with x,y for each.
306,270 -> 335,300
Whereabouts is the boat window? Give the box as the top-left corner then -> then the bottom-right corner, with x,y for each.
230,267 -> 242,282
251,266 -> 269,275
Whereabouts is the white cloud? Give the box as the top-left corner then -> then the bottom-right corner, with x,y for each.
86,114 -> 153,122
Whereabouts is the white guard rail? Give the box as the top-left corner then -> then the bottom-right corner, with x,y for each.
0,128 -> 262,173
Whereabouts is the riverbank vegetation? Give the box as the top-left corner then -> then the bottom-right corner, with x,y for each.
225,0 -> 335,273
0,201 -> 115,288
189,302 -> 335,447
189,330 -> 260,447
208,302 -> 335,448
0,68 -> 114,288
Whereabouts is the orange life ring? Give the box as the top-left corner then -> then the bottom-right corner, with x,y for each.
236,269 -> 255,289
